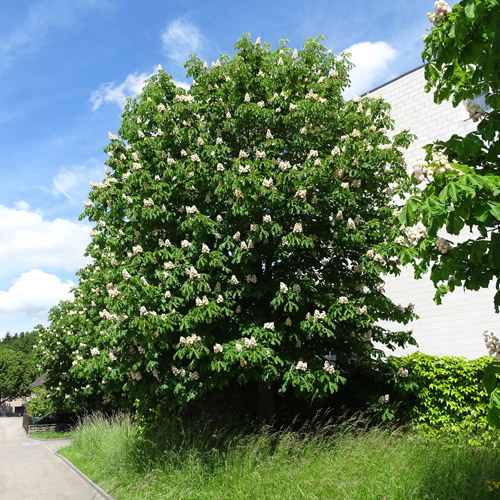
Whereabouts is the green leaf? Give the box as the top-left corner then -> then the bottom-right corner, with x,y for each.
399,197 -> 420,225
470,241 -> 488,265
488,202 -> 500,221
488,388 -> 500,429
464,1 -> 475,20
482,363 -> 500,394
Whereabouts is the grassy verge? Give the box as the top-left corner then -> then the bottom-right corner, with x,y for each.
30,430 -> 75,439
59,413 -> 500,500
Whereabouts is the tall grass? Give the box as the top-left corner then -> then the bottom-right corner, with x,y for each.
60,413 -> 500,500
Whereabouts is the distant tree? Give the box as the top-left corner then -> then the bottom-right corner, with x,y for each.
0,347 -> 37,405
0,329 -> 39,355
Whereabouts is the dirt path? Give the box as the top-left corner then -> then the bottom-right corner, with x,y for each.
0,417 -> 108,500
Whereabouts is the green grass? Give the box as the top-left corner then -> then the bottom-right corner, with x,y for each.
59,413 -> 500,500
30,430 -> 75,439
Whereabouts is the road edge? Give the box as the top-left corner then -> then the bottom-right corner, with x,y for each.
54,450 -> 115,500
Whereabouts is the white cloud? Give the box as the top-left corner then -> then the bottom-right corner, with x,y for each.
0,270 -> 73,319
90,72 -> 150,111
90,71 -> 190,110
0,204 -> 90,277
342,41 -> 398,99
174,79 -> 191,91
161,18 -> 204,66
51,160 -> 105,202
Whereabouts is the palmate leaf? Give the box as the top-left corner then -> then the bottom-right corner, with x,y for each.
482,362 -> 500,395
488,388 -> 500,429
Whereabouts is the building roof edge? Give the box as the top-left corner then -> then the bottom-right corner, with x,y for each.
363,64 -> 426,95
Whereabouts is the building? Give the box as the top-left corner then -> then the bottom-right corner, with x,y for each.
373,65 -> 497,359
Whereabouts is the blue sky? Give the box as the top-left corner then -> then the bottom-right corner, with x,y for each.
0,0 -> 456,337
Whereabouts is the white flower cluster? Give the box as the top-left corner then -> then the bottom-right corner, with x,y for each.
195,296 -> 209,307
484,331 -> 500,360
323,360 -> 335,374
465,100 -> 485,122
143,198 -> 154,208
378,394 -> 390,404
404,222 -> 427,244
264,322 -> 275,330
313,309 -> 327,322
244,337 -> 257,348
397,367 -> 409,378
413,151 -> 452,181
185,205 -> 199,214
280,282 -> 288,293
171,366 -> 186,377
180,334 -> 202,347
175,94 -> 194,103
246,274 -> 257,283
262,178 -> 274,188
293,222 -> 303,233
436,237 -> 452,254
186,266 -> 200,279
213,343 -> 223,354
106,284 -> 120,297
296,361 -> 308,371
338,296 -> 349,305
131,245 -> 143,255
427,1 -> 452,24
129,371 -> 142,381
263,215 -> 272,223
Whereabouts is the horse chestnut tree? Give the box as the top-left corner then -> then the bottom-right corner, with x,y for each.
36,35 -> 416,422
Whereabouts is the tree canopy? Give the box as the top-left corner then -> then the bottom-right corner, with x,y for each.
400,0 -> 500,309
35,35 -> 416,423
0,347 -> 37,405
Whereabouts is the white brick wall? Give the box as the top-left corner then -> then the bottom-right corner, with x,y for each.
373,66 -> 498,359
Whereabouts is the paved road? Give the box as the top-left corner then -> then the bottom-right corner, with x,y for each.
0,417 -> 106,500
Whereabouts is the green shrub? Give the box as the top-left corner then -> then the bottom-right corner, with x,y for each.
25,387 -> 55,417
388,352 -> 497,441
25,386 -> 78,416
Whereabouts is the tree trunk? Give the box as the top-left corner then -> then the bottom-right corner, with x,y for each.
258,381 -> 274,425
